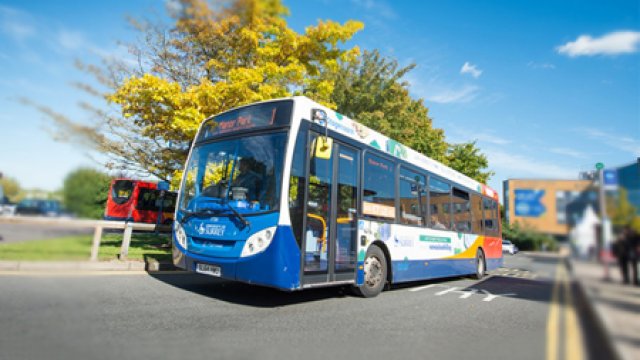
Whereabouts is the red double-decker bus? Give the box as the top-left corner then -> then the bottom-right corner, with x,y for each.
105,179 -> 177,224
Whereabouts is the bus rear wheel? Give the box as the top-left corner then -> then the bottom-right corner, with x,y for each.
353,245 -> 387,298
473,249 -> 486,280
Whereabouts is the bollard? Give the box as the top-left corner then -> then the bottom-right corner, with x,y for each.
90,225 -> 103,261
120,222 -> 134,260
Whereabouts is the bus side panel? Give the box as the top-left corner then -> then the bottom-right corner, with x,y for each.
357,220 -> 499,284
235,225 -> 301,291
390,258 -> 477,283
483,235 -> 503,271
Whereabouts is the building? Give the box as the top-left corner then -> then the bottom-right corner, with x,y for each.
503,179 -> 599,239
615,159 -> 640,214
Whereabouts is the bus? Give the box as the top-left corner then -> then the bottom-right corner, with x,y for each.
105,179 -> 177,224
172,96 -> 502,297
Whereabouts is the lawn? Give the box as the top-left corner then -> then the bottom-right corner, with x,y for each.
0,232 -> 172,262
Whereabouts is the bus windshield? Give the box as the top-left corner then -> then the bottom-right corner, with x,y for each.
179,132 -> 287,215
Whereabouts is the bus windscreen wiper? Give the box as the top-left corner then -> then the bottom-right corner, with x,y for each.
179,208 -> 221,224
222,202 -> 250,229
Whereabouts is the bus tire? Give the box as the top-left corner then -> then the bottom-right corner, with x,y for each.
353,245 -> 387,298
473,249 -> 486,280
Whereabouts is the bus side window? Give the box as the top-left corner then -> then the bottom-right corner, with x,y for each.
399,167 -> 426,226
452,188 -> 471,233
483,197 -> 499,237
428,177 -> 451,230
362,154 -> 396,221
471,194 -> 483,234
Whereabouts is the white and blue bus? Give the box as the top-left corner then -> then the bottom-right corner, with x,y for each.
172,96 -> 502,297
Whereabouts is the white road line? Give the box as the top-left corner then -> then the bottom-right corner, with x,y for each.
408,284 -> 438,292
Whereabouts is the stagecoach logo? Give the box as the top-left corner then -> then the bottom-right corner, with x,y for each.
198,223 -> 226,236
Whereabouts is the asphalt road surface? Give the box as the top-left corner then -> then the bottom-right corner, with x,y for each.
0,254 -> 612,360
0,221 -> 92,243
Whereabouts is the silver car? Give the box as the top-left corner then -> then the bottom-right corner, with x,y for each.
502,240 -> 518,255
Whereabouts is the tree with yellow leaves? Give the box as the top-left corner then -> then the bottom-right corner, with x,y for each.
37,0 -> 362,182
35,0 -> 493,186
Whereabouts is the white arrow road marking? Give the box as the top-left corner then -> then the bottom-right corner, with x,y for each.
480,289 -> 516,302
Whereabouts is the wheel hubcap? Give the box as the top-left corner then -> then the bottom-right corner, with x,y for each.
364,256 -> 383,288
478,257 -> 484,274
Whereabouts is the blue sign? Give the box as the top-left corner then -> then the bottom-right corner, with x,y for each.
603,169 -> 618,188
514,189 -> 546,217
157,181 -> 170,191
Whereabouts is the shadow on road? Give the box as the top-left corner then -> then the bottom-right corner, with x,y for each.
147,254 -> 563,307
148,272 -> 353,307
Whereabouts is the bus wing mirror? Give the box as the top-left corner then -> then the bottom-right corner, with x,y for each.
313,137 -> 333,160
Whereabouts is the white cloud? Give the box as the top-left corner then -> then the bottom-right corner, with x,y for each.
577,127 -> 640,155
557,31 -> 640,57
57,30 -> 86,51
549,147 -> 586,159
350,0 -> 396,19
448,125 -> 511,146
485,148 -> 577,179
426,85 -> 479,104
460,61 -> 482,78
527,61 -> 556,70
0,5 -> 36,41
90,44 -> 138,67
474,132 -> 511,145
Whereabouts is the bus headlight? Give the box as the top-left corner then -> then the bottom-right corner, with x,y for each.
174,221 -> 187,249
240,226 -> 276,257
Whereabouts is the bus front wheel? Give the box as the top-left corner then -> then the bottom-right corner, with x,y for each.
353,245 -> 387,298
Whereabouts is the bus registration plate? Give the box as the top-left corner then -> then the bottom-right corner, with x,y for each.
196,263 -> 221,277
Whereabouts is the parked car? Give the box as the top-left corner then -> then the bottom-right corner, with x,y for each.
15,199 -> 62,217
0,196 -> 16,216
502,240 -> 518,255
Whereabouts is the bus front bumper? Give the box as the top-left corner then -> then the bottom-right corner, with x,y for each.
172,226 -> 302,291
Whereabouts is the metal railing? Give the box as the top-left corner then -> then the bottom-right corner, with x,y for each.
0,216 -> 171,261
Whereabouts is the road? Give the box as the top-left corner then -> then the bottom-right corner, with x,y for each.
0,254 -> 612,360
0,221 -> 92,243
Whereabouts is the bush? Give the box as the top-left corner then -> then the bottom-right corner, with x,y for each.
503,222 -> 558,252
63,168 -> 112,219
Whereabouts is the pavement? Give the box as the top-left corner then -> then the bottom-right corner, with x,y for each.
570,258 -> 640,360
0,259 -> 179,272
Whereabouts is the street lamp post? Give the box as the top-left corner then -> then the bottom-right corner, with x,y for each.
596,163 -> 611,281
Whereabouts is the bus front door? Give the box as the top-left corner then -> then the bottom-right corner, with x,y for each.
302,133 -> 359,286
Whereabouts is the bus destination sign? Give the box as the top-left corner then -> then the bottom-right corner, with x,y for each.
198,100 -> 293,142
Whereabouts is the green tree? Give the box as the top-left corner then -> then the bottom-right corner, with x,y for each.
0,176 -> 21,202
33,1 -> 493,185
330,50 -> 492,182
63,168 -> 113,219
608,188 -> 640,232
446,142 -> 493,184
331,50 -> 448,163
34,0 -> 363,182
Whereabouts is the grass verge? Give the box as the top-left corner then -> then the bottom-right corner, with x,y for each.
0,232 -> 172,262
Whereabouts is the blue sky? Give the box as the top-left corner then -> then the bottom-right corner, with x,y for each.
0,0 -> 638,201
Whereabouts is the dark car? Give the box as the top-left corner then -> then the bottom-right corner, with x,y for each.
15,199 -> 62,216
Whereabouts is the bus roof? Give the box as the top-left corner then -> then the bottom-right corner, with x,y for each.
198,96 -> 498,199
292,96 -> 498,199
